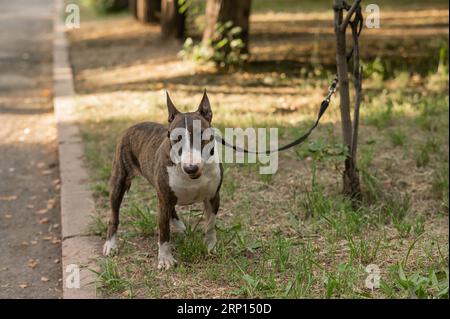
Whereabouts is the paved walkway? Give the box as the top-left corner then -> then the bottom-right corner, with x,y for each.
0,0 -> 62,298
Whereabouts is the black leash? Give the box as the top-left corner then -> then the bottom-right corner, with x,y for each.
216,4 -> 363,155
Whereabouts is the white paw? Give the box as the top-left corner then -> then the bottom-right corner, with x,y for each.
103,234 -> 117,256
205,233 -> 217,253
158,242 -> 177,270
170,218 -> 186,233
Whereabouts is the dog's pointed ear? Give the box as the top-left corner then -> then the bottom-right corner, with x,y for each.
166,91 -> 179,123
197,89 -> 212,123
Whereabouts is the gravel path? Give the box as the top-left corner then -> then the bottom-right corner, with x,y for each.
0,0 -> 62,298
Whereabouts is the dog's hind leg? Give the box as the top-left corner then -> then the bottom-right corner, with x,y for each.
170,208 -> 186,233
103,159 -> 132,256
204,193 -> 220,253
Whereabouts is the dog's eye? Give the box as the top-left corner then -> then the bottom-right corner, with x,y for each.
178,147 -> 182,156
210,147 -> 214,156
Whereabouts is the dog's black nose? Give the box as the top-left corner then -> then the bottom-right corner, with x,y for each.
183,164 -> 199,175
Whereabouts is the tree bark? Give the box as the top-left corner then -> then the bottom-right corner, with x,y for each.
202,0 -> 252,53
134,0 -> 161,23
333,0 -> 361,201
129,0 -> 138,19
161,0 -> 186,40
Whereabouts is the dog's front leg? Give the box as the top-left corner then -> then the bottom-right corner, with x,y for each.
204,193 -> 220,253
157,193 -> 177,270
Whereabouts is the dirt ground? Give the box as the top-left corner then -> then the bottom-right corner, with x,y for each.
67,1 -> 448,298
0,0 -> 62,298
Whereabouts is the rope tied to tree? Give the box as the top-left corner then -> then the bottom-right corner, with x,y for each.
216,2 -> 363,155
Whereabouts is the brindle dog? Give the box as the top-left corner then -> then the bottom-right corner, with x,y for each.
103,91 -> 222,270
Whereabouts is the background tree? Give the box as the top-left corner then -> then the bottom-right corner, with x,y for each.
161,0 -> 186,40
333,0 -> 362,201
202,0 -> 252,54
133,0 -> 161,23
129,0 -> 138,19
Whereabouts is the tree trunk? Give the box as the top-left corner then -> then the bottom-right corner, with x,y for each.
161,0 -> 186,40
333,0 -> 362,201
202,0 -> 252,53
129,0 -> 138,19
135,0 -> 161,23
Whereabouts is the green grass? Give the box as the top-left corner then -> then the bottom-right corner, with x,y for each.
347,236 -> 382,265
173,225 -> 208,264
323,262 -> 361,298
122,204 -> 157,237
432,164 -> 449,211
363,102 -> 396,129
416,138 -> 440,167
388,130 -> 407,147
89,214 -> 108,236
93,258 -> 134,296
381,263 -> 449,298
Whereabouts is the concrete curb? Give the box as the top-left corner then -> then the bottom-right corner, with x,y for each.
53,0 -> 102,299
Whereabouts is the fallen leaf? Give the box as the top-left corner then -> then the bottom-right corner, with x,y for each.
41,89 -> 51,97
41,277 -> 49,282
47,199 -> 56,209
36,208 -> 48,215
41,170 -> 52,175
0,195 -> 17,201
27,204 -> 34,209
42,236 -> 53,241
30,240 -> 38,245
48,162 -> 57,169
4,214 -> 12,219
19,284 -> 28,289
38,218 -> 49,224
37,162 -> 46,168
54,259 -> 60,264
28,259 -> 39,269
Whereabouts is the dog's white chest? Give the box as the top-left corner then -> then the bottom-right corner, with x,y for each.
167,164 -> 221,205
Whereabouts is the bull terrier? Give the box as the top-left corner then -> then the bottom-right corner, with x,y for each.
103,91 -> 223,270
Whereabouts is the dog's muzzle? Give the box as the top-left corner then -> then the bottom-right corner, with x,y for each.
183,164 -> 202,179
